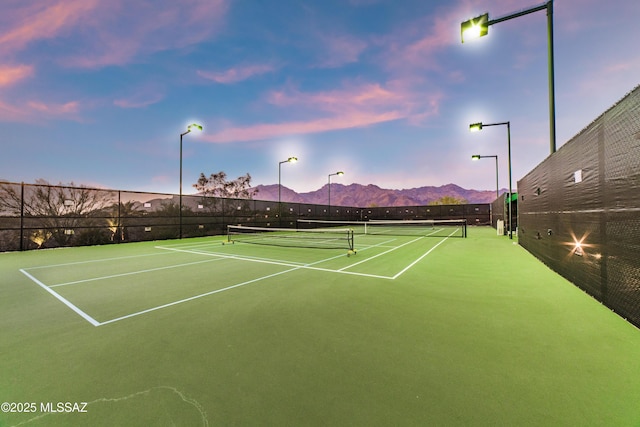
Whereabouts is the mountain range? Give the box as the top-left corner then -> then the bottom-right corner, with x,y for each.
251,183 -> 505,207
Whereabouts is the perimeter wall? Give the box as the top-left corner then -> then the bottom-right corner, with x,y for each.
517,85 -> 640,328
0,182 -> 490,252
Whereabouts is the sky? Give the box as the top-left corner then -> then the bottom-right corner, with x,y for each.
1,0 -> 638,196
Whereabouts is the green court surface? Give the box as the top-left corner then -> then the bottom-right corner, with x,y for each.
1,226 -> 639,426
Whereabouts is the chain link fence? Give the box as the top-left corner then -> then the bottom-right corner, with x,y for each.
0,182 -> 491,252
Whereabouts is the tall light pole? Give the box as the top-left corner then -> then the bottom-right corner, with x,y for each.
328,171 -> 344,219
470,121 -> 513,239
179,123 -> 203,239
278,157 -> 297,225
461,1 -> 556,154
471,155 -> 499,199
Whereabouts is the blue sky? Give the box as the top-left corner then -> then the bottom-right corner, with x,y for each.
1,0 -> 638,195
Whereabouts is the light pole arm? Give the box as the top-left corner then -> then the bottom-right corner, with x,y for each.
486,2 -> 548,26
481,122 -> 510,128
484,1 -> 556,153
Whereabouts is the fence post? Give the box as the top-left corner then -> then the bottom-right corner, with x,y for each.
118,191 -> 121,243
221,197 -> 225,231
20,182 -> 25,251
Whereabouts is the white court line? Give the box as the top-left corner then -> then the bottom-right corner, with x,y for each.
156,245 -> 308,266
24,251 -> 177,270
392,228 -> 459,279
20,269 -> 100,327
22,231 -> 457,327
99,247 -> 374,326
104,231 -> 459,324
24,238 -> 228,272
157,246 -> 393,280
50,258 -> 225,288
98,266 -> 301,326
339,237 -> 423,271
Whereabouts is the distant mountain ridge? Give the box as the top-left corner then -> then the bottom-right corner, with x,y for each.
251,183 -> 505,207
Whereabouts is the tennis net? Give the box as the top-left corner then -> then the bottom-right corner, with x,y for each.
227,225 -> 355,250
296,219 -> 467,238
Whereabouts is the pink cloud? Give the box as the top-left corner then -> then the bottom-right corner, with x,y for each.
266,82 -> 405,113
202,80 -> 443,143
113,87 -> 164,109
0,100 -> 30,122
575,57 -> 640,94
113,96 -> 163,109
605,61 -> 634,74
202,110 -> 404,143
27,100 -> 79,115
0,64 -> 34,86
0,0 -> 98,55
1,0 -> 229,69
197,64 -> 275,84
65,0 -> 229,69
0,99 -> 80,123
315,34 -> 368,68
376,0 -> 533,74
379,4 -> 468,74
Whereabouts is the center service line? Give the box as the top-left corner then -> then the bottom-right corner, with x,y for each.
391,229 -> 458,279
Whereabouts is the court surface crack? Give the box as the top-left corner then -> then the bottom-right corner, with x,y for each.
10,386 -> 208,427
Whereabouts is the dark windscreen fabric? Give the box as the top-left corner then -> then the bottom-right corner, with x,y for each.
518,85 -> 640,328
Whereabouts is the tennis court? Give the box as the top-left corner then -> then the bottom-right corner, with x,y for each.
16,220 -> 463,327
2,226 -> 640,426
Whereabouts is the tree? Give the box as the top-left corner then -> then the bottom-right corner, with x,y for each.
106,201 -> 142,242
0,179 -> 112,247
193,172 -> 258,199
429,196 -> 468,205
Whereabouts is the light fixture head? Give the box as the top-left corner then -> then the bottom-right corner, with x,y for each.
337,171 -> 344,176
471,155 -> 481,161
469,122 -> 483,132
461,13 -> 489,43
288,156 -> 298,163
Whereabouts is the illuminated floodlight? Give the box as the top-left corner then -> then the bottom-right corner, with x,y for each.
187,123 -> 203,133
469,122 -> 483,132
287,156 -> 298,163
470,154 -> 499,198
461,13 -> 488,43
